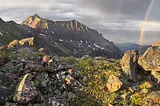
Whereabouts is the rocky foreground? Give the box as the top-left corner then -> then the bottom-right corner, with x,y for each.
0,40 -> 160,106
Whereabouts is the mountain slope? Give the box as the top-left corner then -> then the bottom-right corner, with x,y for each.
0,14 -> 122,58
0,19 -> 33,45
22,14 -> 122,58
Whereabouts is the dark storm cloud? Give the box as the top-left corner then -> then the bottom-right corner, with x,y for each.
78,0 -> 160,20
1,0 -> 160,21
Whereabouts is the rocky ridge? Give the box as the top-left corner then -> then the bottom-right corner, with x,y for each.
0,14 -> 122,59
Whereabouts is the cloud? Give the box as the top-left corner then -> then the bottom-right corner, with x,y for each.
77,0 -> 160,20
1,0 -> 160,21
0,0 -> 160,44
93,19 -> 160,31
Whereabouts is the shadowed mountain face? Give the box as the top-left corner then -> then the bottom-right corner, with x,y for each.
0,14 -> 122,58
115,43 -> 150,54
0,19 -> 33,45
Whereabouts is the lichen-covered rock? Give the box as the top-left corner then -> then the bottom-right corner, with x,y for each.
0,54 -> 82,105
0,73 -> 16,105
25,63 -> 44,71
13,73 -> 37,105
4,102 -> 17,106
152,40 -> 160,47
0,45 -> 7,50
138,41 -> 160,83
0,55 -> 10,66
138,46 -> 160,72
142,91 -> 160,106
18,37 -> 34,46
38,47 -> 46,54
7,37 -> 34,50
41,55 -> 51,67
106,75 -> 123,92
8,40 -> 19,49
121,50 -> 139,81
151,71 -> 160,83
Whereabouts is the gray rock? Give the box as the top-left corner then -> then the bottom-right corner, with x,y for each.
121,50 -> 139,81
13,73 -> 37,105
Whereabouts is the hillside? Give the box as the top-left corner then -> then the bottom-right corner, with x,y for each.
0,14 -> 122,59
0,19 -> 32,45
0,40 -> 160,105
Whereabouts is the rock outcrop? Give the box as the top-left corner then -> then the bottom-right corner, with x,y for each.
152,40 -> 160,47
13,73 -> 37,105
138,47 -> 160,72
121,50 -> 139,81
106,75 -> 123,92
142,91 -> 160,106
7,37 -> 34,49
138,40 -> 160,83
0,55 -> 10,66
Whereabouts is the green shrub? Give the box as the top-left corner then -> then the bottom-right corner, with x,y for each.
130,93 -> 142,105
140,81 -> 153,89
73,59 -> 122,106
60,57 -> 77,65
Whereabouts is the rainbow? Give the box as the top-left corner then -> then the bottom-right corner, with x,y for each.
138,0 -> 155,45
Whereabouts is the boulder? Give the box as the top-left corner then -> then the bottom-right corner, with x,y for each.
0,73 -> 16,105
138,47 -> 160,72
0,45 -> 7,50
38,47 -> 46,54
81,55 -> 91,59
142,91 -> 160,106
25,63 -> 44,71
4,102 -> 17,106
0,55 -> 10,66
106,75 -> 123,92
151,71 -> 160,83
8,40 -> 19,49
41,55 -> 51,67
13,73 -> 37,105
18,37 -> 34,46
121,50 -> 139,81
138,41 -> 160,83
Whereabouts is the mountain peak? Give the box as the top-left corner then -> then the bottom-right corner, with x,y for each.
71,19 -> 78,22
64,20 -> 89,31
22,15 -> 89,31
22,14 -> 43,28
6,20 -> 17,24
0,18 -> 4,23
32,14 -> 41,19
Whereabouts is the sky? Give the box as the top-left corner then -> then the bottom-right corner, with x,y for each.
0,0 -> 160,45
